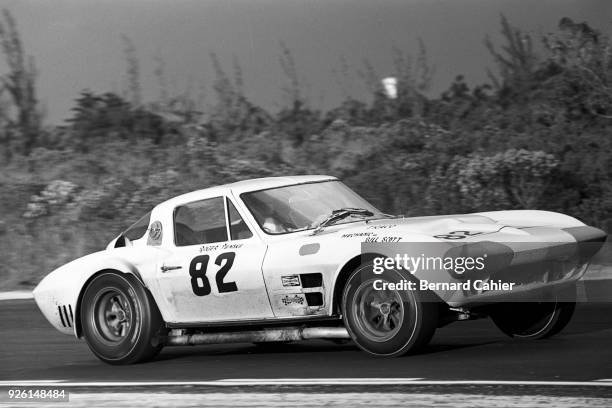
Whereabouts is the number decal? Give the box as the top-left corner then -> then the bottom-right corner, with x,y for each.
188,252 -> 238,296
215,252 -> 238,293
189,255 -> 211,296
433,231 -> 485,240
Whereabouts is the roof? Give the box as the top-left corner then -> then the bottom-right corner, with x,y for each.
228,175 -> 336,194
157,175 -> 337,209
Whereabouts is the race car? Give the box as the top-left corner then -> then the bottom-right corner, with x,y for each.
33,175 -> 607,364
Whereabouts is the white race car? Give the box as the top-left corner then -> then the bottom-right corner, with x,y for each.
33,176 -> 606,364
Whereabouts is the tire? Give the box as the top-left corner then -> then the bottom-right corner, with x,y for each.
80,272 -> 165,364
341,262 -> 438,357
490,285 -> 576,340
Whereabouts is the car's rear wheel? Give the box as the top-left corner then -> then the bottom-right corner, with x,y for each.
489,285 -> 576,340
81,272 -> 165,364
341,262 -> 438,357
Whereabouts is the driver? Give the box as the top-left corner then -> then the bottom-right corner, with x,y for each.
249,199 -> 288,233
262,216 -> 287,234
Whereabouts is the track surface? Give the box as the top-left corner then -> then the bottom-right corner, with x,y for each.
1,299 -> 611,383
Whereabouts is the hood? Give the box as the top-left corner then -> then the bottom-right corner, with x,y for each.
317,214 -> 504,241
313,210 -> 594,244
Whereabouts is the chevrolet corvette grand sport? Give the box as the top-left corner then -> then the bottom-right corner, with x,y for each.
33,176 -> 607,364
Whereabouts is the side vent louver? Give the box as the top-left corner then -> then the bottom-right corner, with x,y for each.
300,273 -> 323,288
58,305 -> 73,328
305,292 -> 324,306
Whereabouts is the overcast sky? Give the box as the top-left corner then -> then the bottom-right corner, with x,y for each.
0,0 -> 610,124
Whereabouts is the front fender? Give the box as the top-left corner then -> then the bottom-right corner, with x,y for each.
328,232 -> 440,313
32,247 -> 160,337
474,210 -> 585,228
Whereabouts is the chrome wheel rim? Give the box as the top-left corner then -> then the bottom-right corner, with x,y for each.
351,279 -> 404,342
93,289 -> 133,343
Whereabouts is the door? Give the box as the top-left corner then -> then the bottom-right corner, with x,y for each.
155,196 -> 274,323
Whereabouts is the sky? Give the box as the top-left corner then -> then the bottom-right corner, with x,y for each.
0,0 -> 611,124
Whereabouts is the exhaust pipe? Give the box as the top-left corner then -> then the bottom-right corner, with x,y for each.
165,326 -> 349,346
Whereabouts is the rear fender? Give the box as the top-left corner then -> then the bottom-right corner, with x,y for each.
32,249 -> 155,338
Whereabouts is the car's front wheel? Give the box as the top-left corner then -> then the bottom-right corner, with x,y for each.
489,285 -> 576,340
341,262 -> 438,357
81,272 -> 165,364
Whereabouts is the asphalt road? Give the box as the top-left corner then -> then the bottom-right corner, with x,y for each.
1,298 -> 611,384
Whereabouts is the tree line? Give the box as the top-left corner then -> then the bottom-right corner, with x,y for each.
0,11 -> 610,288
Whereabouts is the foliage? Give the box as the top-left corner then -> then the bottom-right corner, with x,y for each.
121,35 -> 141,107
1,13 -> 612,289
485,14 -> 538,93
453,149 -> 559,210
0,9 -> 41,157
66,91 -> 170,149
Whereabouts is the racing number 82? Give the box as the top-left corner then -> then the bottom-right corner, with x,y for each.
189,252 -> 237,296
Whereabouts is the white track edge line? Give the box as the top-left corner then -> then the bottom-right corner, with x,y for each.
0,291 -> 33,301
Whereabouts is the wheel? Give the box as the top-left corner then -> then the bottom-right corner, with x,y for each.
80,272 -> 165,364
341,262 -> 438,357
490,285 -> 576,340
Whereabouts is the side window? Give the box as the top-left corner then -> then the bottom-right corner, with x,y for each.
174,197 -> 228,246
227,199 -> 253,240
124,211 -> 151,241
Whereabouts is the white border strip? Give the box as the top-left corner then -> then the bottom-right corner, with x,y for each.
1,379 -> 611,387
0,291 -> 33,301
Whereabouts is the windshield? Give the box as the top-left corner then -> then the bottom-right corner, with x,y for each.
241,181 -> 383,234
